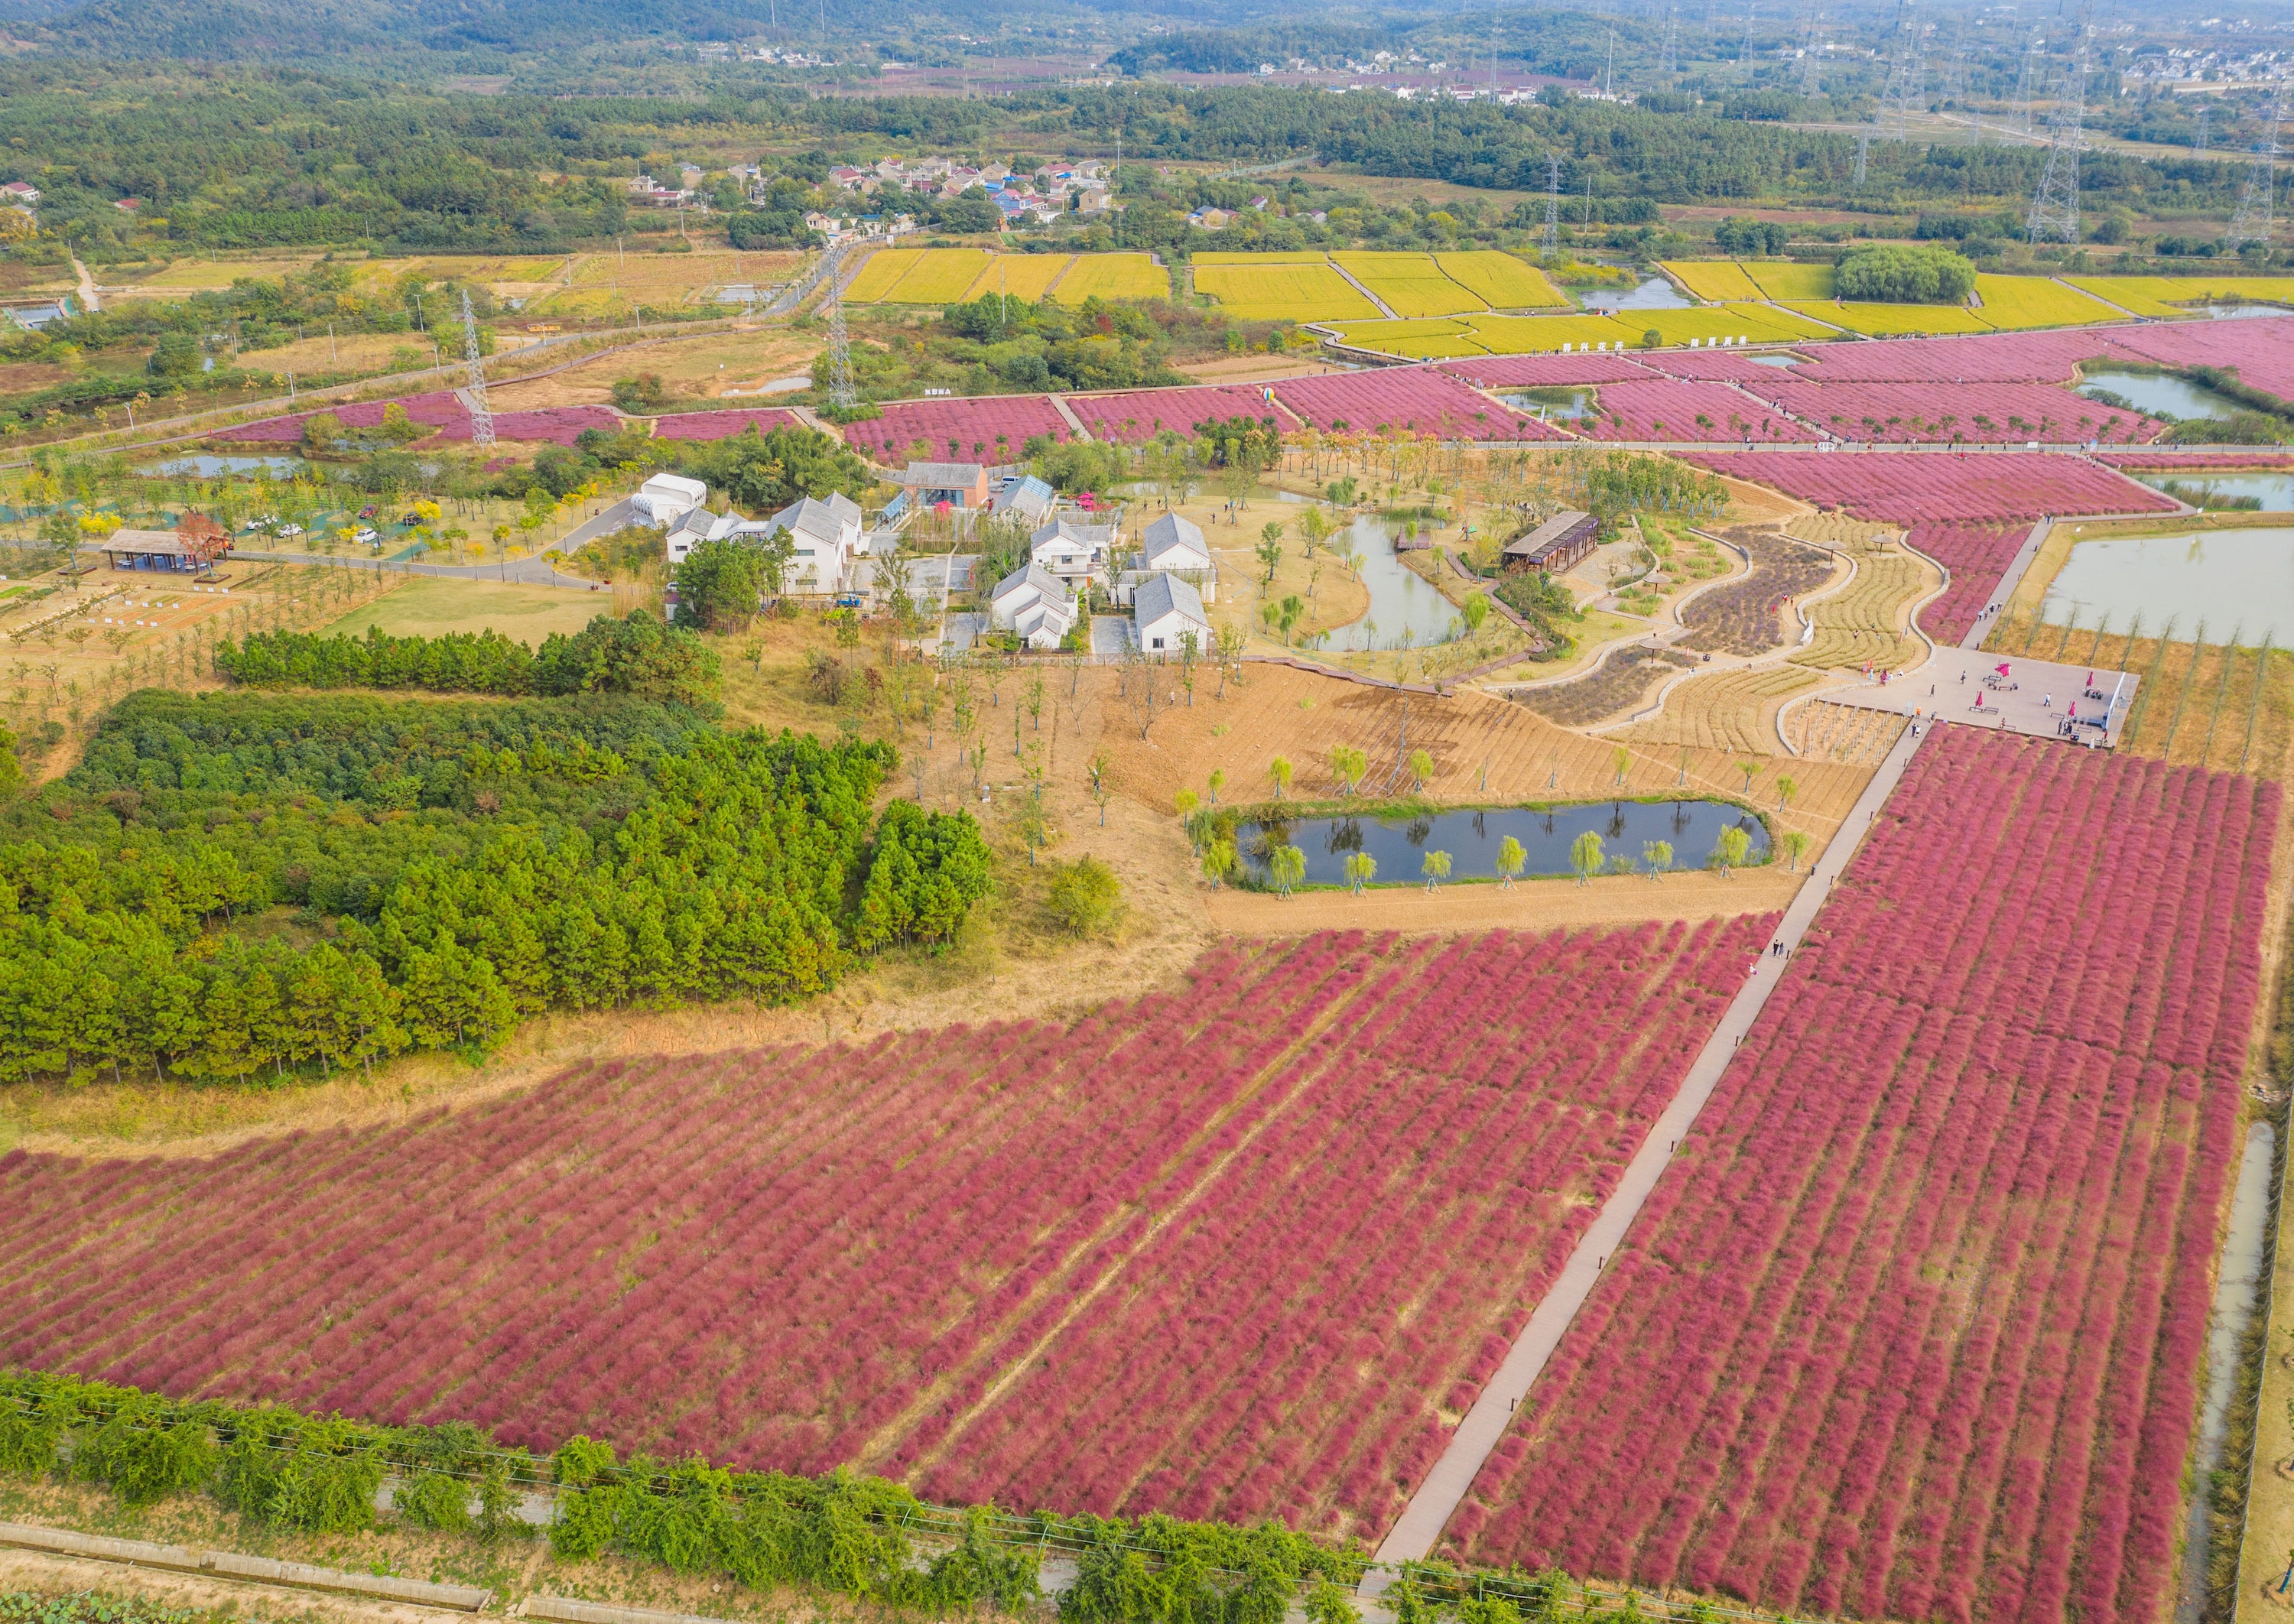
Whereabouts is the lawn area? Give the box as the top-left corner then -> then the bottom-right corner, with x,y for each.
1659,261 -> 1765,301
1436,251 -> 1568,309
1051,252 -> 1168,300
320,576 -> 613,645
236,331 -> 431,375
1196,261 -> 1381,321
1971,274 -> 2126,330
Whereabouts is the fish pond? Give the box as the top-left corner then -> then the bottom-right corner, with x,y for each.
2077,367 -> 2244,422
1225,799 -> 1770,888
2040,525 -> 2294,645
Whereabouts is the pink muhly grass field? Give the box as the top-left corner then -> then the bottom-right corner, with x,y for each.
1685,452 -> 2176,525
1577,379 -> 1816,443
1904,521 -> 2029,645
0,920 -> 1768,1542
1739,379 -> 2160,445
1270,367 -> 1566,441
1065,385 -> 1282,443
841,396 -> 1075,463
1442,727 -> 2277,1624
1438,355 -> 1655,388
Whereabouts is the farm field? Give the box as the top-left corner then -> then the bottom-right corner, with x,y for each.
1781,300 -> 1996,336
1067,384 -> 1277,442
553,250 -> 800,312
1332,252 -> 1488,318
234,331 -> 429,375
1332,313 -> 1643,359
1970,274 -> 2127,330
1657,261 -> 1766,302
1435,252 -> 1567,309
1051,253 -> 1168,302
843,248 -> 990,304
1743,261 -> 1835,301
0,921 -> 1776,1541
1444,726 -> 2279,1624
1613,664 -> 1819,755
1617,306 -> 1839,348
102,255 -> 326,297
1685,452 -> 2175,525
957,254 -> 1075,303
1194,261 -> 1381,322
1789,329 -> 2105,385
651,406 -> 809,441
2071,274 -> 2294,309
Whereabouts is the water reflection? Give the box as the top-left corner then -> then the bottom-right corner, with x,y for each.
2134,471 -> 2294,509
1327,515 -> 1467,652
1230,801 -> 1769,886
1574,277 -> 1693,311
2041,525 -> 2294,645
2078,367 -> 2242,421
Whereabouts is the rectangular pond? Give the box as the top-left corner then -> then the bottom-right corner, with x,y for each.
2133,470 -> 2294,509
2077,367 -> 2244,421
1229,799 -> 1769,888
2040,525 -> 2294,645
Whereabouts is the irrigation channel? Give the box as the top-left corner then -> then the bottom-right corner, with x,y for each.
1227,801 -> 1769,888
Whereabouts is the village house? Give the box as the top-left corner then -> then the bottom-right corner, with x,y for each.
766,492 -> 865,596
632,473 -> 709,526
896,461 -> 993,509
1132,572 -> 1212,656
1029,517 -> 1116,590
990,474 -> 1058,528
1115,512 -> 1217,606
988,562 -> 1078,649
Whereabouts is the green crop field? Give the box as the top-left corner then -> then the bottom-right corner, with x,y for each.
1194,261 -> 1380,321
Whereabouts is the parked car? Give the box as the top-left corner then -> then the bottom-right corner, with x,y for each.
357,505 -> 378,519
398,512 -> 421,526
275,523 -> 304,538
353,527 -> 378,544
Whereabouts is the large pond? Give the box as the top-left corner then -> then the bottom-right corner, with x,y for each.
2040,525 -> 2294,645
1574,276 -> 1692,311
2133,470 -> 2294,509
1229,800 -> 1769,888
1500,387 -> 1596,421
2078,367 -> 2244,421
2206,302 -> 2294,319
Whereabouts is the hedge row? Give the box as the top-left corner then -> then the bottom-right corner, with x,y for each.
0,1372 -> 1392,1623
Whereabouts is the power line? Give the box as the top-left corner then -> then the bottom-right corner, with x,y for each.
1877,0 -> 1926,140
460,289 -> 493,451
824,242 -> 857,412
2026,5 -> 2091,243
2224,86 -> 2283,249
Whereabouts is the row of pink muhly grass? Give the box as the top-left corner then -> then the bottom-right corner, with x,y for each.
1445,726 -> 2277,1624
1685,452 -> 2176,525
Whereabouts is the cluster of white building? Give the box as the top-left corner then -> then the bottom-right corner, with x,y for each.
635,469 -> 1217,658
826,155 -> 1113,219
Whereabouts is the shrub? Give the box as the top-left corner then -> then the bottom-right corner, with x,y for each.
1045,854 -> 1123,938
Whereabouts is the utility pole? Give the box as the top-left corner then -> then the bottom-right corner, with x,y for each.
1542,154 -> 1561,253
2026,3 -> 2091,244
825,240 -> 858,412
2196,102 -> 2211,154
2225,87 -> 2283,249
460,289 -> 494,450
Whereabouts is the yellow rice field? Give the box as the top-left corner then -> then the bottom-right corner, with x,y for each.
1971,274 -> 2126,330
1782,300 -> 1994,336
958,254 -> 1074,302
2063,279 -> 2200,320
884,249 -> 993,302
1191,250 -> 1331,265
1743,261 -> 1835,301
1659,261 -> 1766,302
1621,304 -> 1838,346
2065,274 -> 2294,310
1052,253 -> 1168,301
1195,261 -> 1381,321
1436,251 -> 1568,309
1334,252 -> 1489,318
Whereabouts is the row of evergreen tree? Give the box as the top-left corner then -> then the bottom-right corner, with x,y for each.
210,611 -> 721,709
0,690 -> 988,1085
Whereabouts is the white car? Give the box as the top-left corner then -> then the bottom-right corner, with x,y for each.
275,523 -> 304,538
353,527 -> 378,544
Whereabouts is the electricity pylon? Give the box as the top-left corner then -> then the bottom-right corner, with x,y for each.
1877,0 -> 1926,140
1659,6 -> 1679,76
1795,5 -> 1822,95
2016,30 -> 2042,133
824,242 -> 857,411
1542,154 -> 1562,253
2026,10 -> 2091,243
460,289 -> 493,450
2225,89 -> 2284,249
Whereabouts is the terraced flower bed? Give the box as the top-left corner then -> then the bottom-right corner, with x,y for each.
1782,330 -> 2109,385
844,395 -> 1077,463
1902,520 -> 2029,645
1676,531 -> 1834,655
1066,385 -> 1279,443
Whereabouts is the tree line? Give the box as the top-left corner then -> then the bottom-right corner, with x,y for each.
0,690 -> 988,1085
212,611 -> 722,708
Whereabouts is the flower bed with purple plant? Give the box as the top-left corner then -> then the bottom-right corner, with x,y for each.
1444,726 -> 2278,1624
0,919 -> 1768,1541
843,395 -> 1076,463
1066,385 -> 1281,443
1271,366 -> 1566,441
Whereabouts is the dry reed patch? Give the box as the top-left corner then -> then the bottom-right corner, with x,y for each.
1790,541 -> 1938,671
1783,698 -> 1910,765
487,328 -> 824,411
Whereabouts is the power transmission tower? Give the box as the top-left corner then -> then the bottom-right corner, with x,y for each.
1659,5 -> 1679,75
460,289 -> 493,450
2195,102 -> 2211,154
2016,31 -> 2042,134
1853,127 -> 1870,187
2225,89 -> 2283,248
1877,0 -> 1925,140
2025,8 -> 2090,243
824,242 -> 858,412
1795,6 -> 1822,95
1737,2 -> 1754,63
1542,154 -> 1562,252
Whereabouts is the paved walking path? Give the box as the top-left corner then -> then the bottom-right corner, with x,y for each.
1363,714 -> 1928,1584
